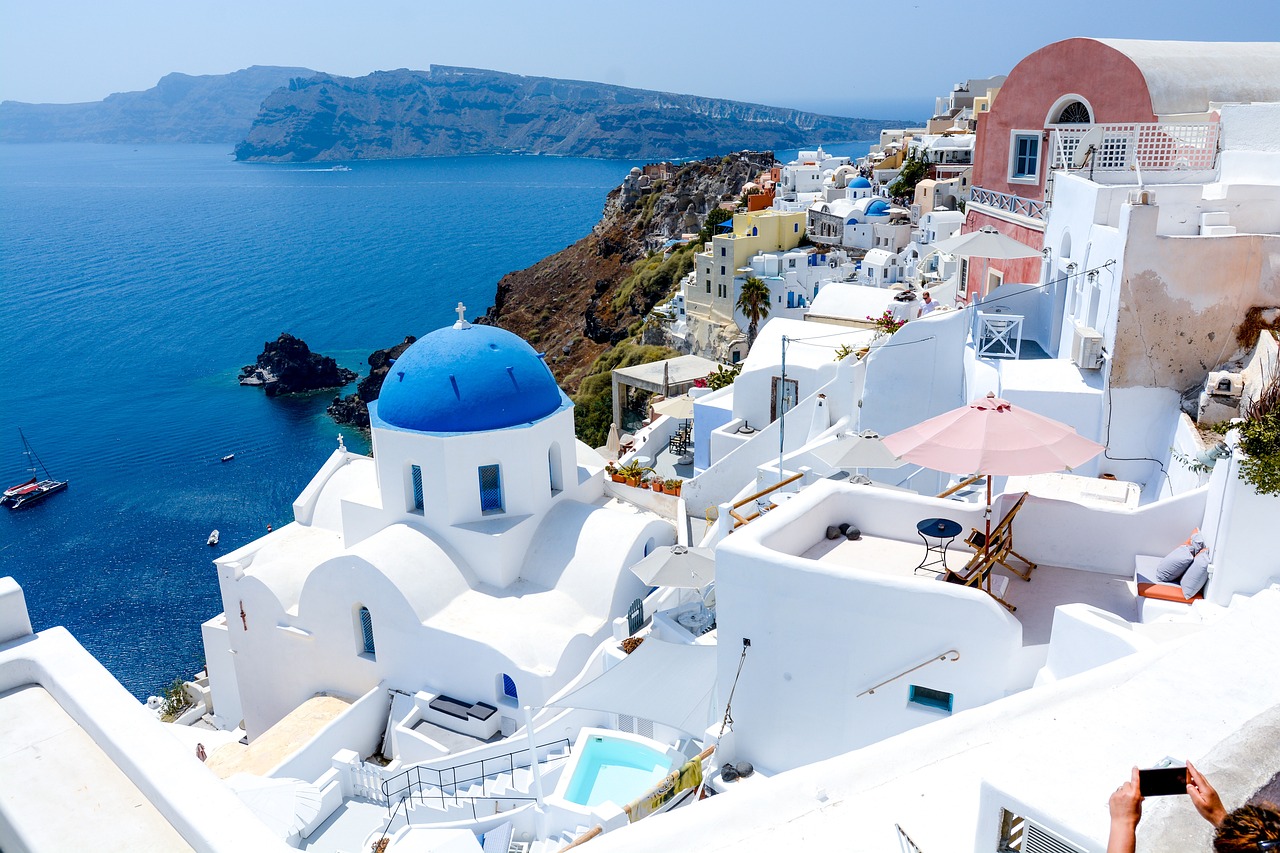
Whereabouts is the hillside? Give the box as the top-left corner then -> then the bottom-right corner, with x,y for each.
480,151 -> 774,394
0,66 -> 315,143
234,66 -> 897,162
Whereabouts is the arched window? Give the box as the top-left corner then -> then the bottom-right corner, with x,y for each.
502,674 -> 518,703
358,606 -> 375,657
1055,101 -> 1091,124
547,443 -> 563,495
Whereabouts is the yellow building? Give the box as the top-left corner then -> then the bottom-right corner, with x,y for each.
686,208 -> 807,326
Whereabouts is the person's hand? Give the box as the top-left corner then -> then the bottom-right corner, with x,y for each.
1107,767 -> 1143,853
1187,761 -> 1227,827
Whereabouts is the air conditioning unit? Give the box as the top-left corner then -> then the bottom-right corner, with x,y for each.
1071,323 -> 1104,369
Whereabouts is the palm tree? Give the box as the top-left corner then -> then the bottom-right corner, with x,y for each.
737,276 -> 771,350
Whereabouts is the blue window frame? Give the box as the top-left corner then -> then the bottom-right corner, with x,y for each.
909,684 -> 953,712
410,465 -> 423,511
502,674 -> 518,702
359,606 -> 375,656
479,464 -> 503,514
1012,134 -> 1040,179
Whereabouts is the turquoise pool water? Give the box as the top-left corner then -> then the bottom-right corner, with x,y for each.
563,735 -> 673,808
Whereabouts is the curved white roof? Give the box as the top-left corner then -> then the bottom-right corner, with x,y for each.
1097,39 -> 1280,116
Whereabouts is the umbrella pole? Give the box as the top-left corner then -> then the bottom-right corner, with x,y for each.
983,475 -> 992,591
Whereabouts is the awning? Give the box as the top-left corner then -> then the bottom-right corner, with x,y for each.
547,639 -> 717,735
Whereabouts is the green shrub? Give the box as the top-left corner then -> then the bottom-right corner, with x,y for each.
1238,380 -> 1280,496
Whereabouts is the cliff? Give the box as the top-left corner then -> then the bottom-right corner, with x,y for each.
234,66 -> 897,162
239,333 -> 357,397
0,66 -> 316,144
481,151 -> 775,394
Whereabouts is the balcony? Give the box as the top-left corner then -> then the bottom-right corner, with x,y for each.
1049,122 -> 1219,174
969,187 -> 1048,222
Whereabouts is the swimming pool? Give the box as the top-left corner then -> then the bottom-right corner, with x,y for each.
559,730 -> 675,808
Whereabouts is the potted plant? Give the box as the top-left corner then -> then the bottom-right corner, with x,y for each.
605,462 -> 625,483
665,478 -> 683,496
617,460 -> 648,487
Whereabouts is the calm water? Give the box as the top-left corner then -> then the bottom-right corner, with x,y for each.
0,144 -> 637,698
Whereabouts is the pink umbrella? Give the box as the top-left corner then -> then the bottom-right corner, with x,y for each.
882,392 -> 1104,566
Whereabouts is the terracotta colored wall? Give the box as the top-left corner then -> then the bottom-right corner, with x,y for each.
747,189 -> 775,211
972,38 -> 1158,200
958,210 -> 1045,302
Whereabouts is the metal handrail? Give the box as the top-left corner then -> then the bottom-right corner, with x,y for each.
857,650 -> 960,698
382,737 -> 572,811
727,471 -> 805,528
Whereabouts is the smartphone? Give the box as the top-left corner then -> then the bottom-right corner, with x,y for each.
1139,766 -> 1188,796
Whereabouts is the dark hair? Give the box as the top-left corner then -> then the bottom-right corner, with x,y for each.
1213,804 -> 1280,852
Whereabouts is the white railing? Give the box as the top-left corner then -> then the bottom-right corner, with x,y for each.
1049,122 -> 1218,173
969,186 -> 1047,221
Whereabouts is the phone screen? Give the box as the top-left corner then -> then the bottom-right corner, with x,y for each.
1139,766 -> 1188,796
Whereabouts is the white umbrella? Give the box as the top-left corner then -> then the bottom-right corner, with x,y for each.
630,545 -> 715,588
930,226 -> 1043,260
606,423 -> 621,459
811,430 -> 904,470
653,394 -> 696,419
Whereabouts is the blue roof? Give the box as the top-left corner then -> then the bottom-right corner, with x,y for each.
717,220 -> 734,229
866,199 -> 890,216
849,177 -> 872,188
374,324 -> 565,433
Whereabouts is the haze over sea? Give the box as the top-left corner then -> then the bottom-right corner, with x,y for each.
0,141 -> 869,700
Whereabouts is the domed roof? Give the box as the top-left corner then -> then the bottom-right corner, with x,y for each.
866,199 -> 890,216
374,324 -> 565,433
849,177 -> 872,188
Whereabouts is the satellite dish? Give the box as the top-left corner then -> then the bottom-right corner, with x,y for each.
1070,127 -> 1105,169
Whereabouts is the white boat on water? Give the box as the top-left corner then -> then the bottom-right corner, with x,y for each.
3,429 -> 67,510
207,530 -> 219,546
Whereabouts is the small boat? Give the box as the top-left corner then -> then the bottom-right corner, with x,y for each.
330,165 -> 351,172
221,454 -> 235,462
5,430 -> 67,510
207,530 -> 220,546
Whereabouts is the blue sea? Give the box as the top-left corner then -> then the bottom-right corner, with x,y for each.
0,140 -> 871,700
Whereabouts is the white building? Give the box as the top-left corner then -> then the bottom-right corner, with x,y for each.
202,317 -> 674,738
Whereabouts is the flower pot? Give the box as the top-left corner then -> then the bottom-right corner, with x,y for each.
611,473 -> 626,483
626,477 -> 639,488
652,482 -> 665,494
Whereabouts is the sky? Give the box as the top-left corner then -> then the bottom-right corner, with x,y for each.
3,0 -> 1279,120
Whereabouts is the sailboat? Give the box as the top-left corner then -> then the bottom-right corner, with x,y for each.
3,429 -> 68,510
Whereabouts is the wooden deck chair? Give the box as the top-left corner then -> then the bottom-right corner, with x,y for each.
943,560 -> 1016,613
963,492 -> 1037,581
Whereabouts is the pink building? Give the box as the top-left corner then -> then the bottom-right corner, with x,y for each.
961,38 -> 1280,302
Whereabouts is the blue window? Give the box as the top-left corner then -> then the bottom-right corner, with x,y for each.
793,223 -> 799,232
909,684 -> 953,712
720,247 -> 726,257
502,674 -> 518,702
479,464 -> 503,514
720,265 -> 725,276
410,465 -> 423,511
359,606 -> 375,656
1012,134 -> 1040,179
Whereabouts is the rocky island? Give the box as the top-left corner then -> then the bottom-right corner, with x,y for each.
0,66 -> 315,144
327,336 -> 418,428
239,333 -> 357,397
234,66 -> 898,162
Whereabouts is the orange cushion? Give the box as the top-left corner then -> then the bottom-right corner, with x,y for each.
1137,582 -> 1203,603
1183,527 -> 1200,546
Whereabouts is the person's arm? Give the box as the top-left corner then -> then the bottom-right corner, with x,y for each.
1187,761 -> 1228,828
1107,767 -> 1143,853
